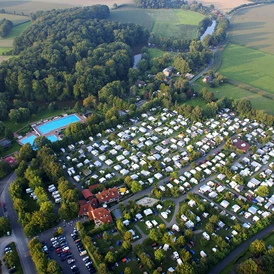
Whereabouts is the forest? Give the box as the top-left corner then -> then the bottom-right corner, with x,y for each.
0,5 -> 149,103
0,18 -> 13,37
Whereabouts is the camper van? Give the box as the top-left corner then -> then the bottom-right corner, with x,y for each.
53,194 -> 61,199
26,188 -> 33,194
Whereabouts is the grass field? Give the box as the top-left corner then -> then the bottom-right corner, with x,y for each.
110,7 -> 204,40
229,4 -> 274,55
194,80 -> 274,114
148,48 -> 178,59
219,43 -> 274,94
5,21 -> 31,38
0,13 -> 29,24
0,21 -> 31,52
148,9 -> 204,40
108,6 -> 154,31
0,47 -> 12,54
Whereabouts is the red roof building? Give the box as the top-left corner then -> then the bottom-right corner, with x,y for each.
82,189 -> 93,200
96,188 -> 119,204
89,208 -> 113,225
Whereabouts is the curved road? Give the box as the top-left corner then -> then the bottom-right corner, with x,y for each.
0,172 -> 36,274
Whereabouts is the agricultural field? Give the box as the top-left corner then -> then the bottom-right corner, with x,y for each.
194,80 -> 274,115
5,21 -> 31,38
229,4 -> 274,55
188,0 -> 250,12
219,43 -> 274,94
0,0 -> 134,14
148,9 -> 204,40
108,6 -> 154,31
0,13 -> 29,24
109,7 -> 204,40
0,21 -> 31,55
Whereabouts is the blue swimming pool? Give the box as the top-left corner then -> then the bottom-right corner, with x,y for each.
20,134 -> 58,146
20,134 -> 36,146
37,114 -> 80,134
47,135 -> 58,142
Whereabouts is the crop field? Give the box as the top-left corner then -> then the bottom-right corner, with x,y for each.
229,4 -> 274,55
1,0 -> 134,14
194,80 -> 274,115
148,9 -> 204,40
188,0 -> 250,12
0,21 -> 31,49
108,7 -> 154,31
219,43 -> 274,94
0,13 -> 29,25
110,7 -> 204,40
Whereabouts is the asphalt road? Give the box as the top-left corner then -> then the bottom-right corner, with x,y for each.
0,172 -> 36,274
210,224 -> 274,274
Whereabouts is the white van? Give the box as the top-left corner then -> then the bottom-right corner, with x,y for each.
55,198 -> 61,203
48,184 -> 55,190
26,188 -> 33,194
53,194 -> 61,199
48,187 -> 56,193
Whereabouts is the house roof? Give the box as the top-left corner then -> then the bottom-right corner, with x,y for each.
88,184 -> 99,191
78,201 -> 94,216
96,188 -> 119,203
82,189 -> 93,200
90,207 -> 113,224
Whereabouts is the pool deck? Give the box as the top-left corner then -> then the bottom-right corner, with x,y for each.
18,113 -> 86,146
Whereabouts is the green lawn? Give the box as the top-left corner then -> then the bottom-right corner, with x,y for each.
148,9 -> 204,40
185,97 -> 207,109
3,108 -> 65,134
148,48 -> 177,59
0,47 -> 13,54
0,142 -> 21,158
136,216 -> 165,235
6,21 -> 31,39
194,80 -> 274,115
219,43 -> 274,94
109,7 -> 204,40
109,7 -> 154,31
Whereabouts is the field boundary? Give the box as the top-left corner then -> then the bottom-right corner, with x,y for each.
13,20 -> 31,27
211,41 -> 229,72
226,78 -> 274,101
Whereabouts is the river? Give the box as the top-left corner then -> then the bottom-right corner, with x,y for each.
200,20 -> 216,41
131,43 -> 146,68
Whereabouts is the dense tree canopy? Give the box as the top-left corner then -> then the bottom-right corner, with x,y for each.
0,19 -> 13,38
0,5 -> 148,103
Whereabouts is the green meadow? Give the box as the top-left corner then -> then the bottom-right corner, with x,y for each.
109,7 -> 204,40
219,43 -> 274,94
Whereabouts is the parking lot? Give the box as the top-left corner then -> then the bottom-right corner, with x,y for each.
38,220 -> 95,274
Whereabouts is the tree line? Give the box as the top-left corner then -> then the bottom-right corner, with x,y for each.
9,144 -> 80,237
0,19 -> 13,38
28,238 -> 62,274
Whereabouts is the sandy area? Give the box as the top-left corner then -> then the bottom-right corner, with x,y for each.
188,0 -> 250,12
